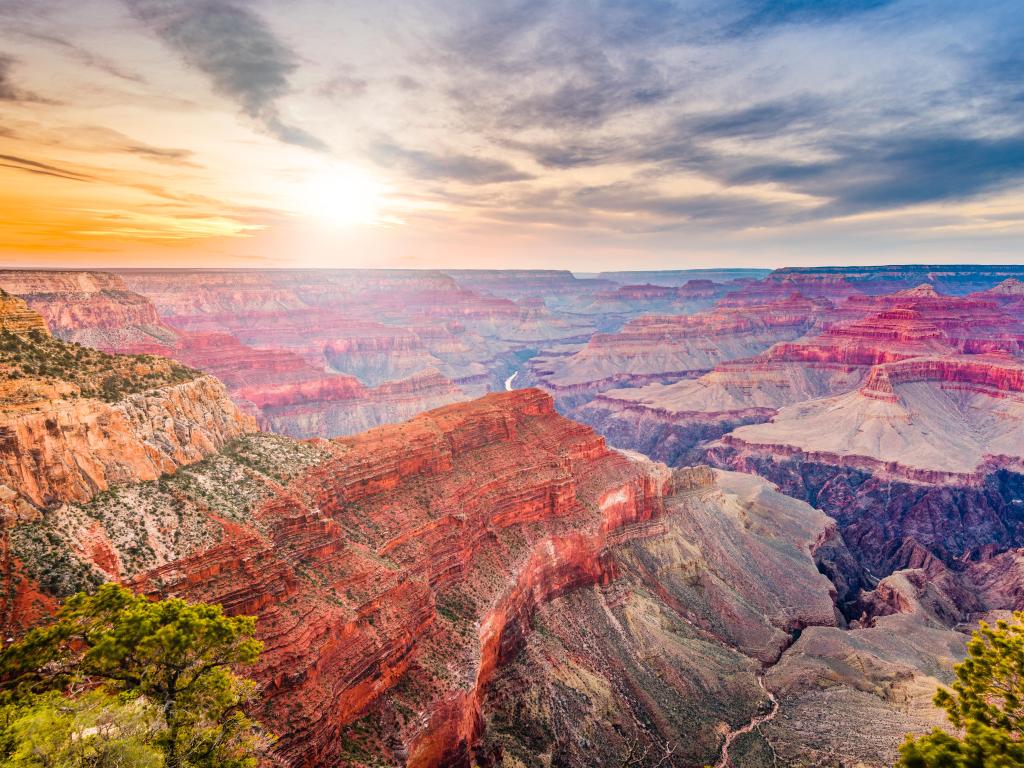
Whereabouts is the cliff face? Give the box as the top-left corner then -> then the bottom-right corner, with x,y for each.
578,285 -> 1024,467
0,299 -> 256,509
6,387 -> 976,767
527,293 -> 821,406
0,375 -> 256,508
0,291 -> 50,336
0,270 -> 177,350
109,269 -> 604,436
126,389 -> 676,767
548,281 -> 1024,652
767,264 -> 1024,295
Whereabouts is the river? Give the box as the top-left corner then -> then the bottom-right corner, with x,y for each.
504,370 -> 518,391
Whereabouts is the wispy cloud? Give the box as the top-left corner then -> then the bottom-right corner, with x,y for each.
22,31 -> 147,83
0,53 -> 55,103
125,0 -> 327,151
372,141 -> 534,184
0,153 -> 93,181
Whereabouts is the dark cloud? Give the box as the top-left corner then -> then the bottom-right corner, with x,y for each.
438,1 -> 683,134
501,137 -> 620,169
438,0 -> 903,136
497,55 -> 671,129
372,142 -> 534,184
125,0 -> 327,151
729,135 -> 1024,215
684,96 -> 830,140
0,153 -> 92,182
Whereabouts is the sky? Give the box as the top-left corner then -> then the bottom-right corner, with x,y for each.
0,0 -> 1022,271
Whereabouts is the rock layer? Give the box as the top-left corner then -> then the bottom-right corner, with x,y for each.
0,375 -> 256,508
3,387 -> 972,767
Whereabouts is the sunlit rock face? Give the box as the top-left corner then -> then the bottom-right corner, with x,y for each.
9,266 -> 1024,768
578,286 -> 1024,464
552,276 -> 1024,697
0,386 -> 973,767
0,299 -> 255,511
0,290 -> 50,336
0,298 -> 257,631
526,291 -> 825,410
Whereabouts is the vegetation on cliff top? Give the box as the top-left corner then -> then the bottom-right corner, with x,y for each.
0,584 -> 271,768
0,328 -> 197,404
898,611 -> 1024,767
11,434 -> 333,598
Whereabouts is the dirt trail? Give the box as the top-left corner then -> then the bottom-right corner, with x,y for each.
715,674 -> 780,768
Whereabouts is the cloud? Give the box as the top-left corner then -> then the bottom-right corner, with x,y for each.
125,0 -> 327,151
500,55 -> 671,129
0,153 -> 93,181
683,95 -> 830,140
372,141 -> 534,184
23,31 -> 147,83
0,53 -> 54,103
120,142 -> 195,164
395,75 -> 423,92
570,182 -> 800,230
729,135 -> 1024,215
1,120 -> 198,166
727,0 -> 897,36
319,70 -> 368,100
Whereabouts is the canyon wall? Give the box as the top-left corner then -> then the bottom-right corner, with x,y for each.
0,270 -> 178,350
4,386 -> 970,767
10,267 -> 1024,766
1,374 -> 256,508
0,299 -> 256,510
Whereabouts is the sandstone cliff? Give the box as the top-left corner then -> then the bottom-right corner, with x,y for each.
0,301 -> 256,509
4,387 -> 972,767
0,291 -> 50,336
0,270 -> 177,350
0,374 -> 256,509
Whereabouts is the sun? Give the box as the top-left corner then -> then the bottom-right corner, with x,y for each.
287,166 -> 389,228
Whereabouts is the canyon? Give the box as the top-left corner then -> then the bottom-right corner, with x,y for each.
0,371 -> 967,767
7,265 -> 1024,766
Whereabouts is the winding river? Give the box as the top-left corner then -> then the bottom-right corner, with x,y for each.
504,370 -> 519,391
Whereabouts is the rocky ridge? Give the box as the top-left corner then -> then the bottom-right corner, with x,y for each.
2,386 -> 973,767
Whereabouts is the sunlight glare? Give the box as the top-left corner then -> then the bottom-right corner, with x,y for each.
288,166 -> 389,228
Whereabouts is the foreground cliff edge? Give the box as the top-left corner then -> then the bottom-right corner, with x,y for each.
0,301 -> 965,767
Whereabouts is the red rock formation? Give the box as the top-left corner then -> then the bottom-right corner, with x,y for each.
3,381 -> 972,768
530,294 -> 821,400
0,375 -> 256,507
860,355 -> 1024,401
0,270 -> 178,350
123,389 -> 674,766
768,264 -> 1024,295
0,291 -> 50,336
0,298 -> 257,509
